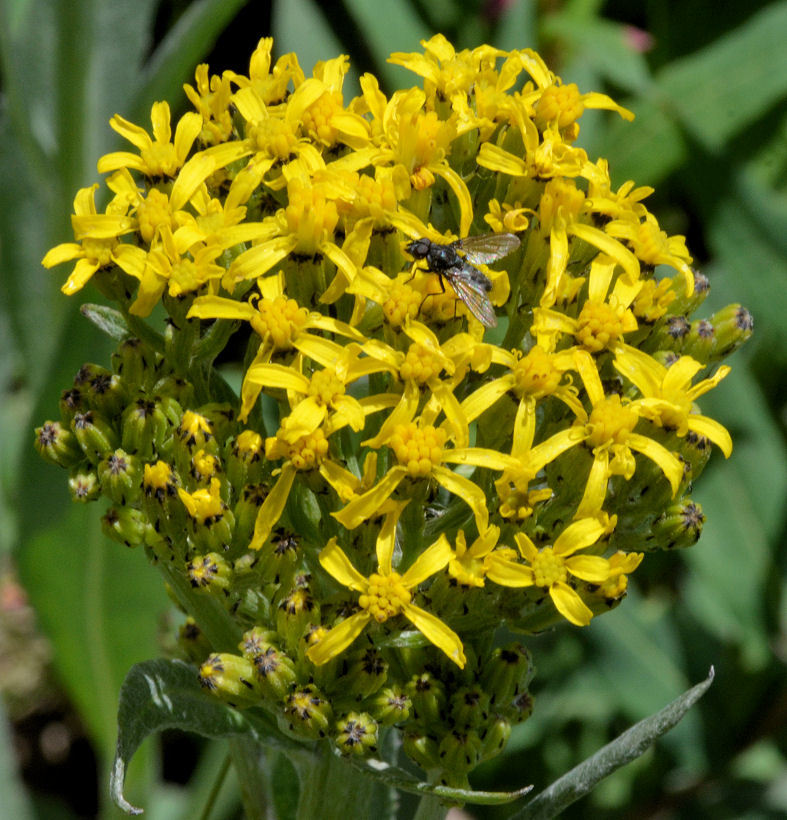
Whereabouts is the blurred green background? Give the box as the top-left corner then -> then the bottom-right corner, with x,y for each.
1,0 -> 785,817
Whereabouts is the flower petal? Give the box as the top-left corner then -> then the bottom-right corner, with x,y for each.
402,603 -> 466,668
550,582 -> 593,626
332,467 -> 406,529
319,540 -> 368,591
306,612 -> 371,666
249,464 -> 297,549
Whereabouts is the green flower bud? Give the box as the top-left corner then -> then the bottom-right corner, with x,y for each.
402,731 -> 441,772
59,387 -> 87,424
406,672 -> 446,728
650,314 -> 690,353
187,552 -> 233,596
367,686 -> 411,726
101,506 -> 151,548
283,684 -> 333,739
682,318 -> 715,363
503,689 -> 535,724
669,269 -> 710,315
277,581 -> 318,654
199,403 -> 237,446
708,303 -> 753,360
97,449 -> 141,504
71,410 -> 118,463
650,498 -> 705,550
247,641 -> 298,702
152,375 -> 194,407
437,729 -> 483,777
258,528 -> 300,588
231,484 -> 269,548
340,647 -> 388,700
68,467 -> 100,502
226,430 -> 265,489
481,644 -> 534,710
334,712 -> 379,757
74,363 -> 128,417
199,653 -> 263,708
480,715 -> 512,761
141,460 -> 186,541
34,421 -> 84,468
111,338 -> 155,391
122,398 -> 176,461
449,685 -> 490,730
177,617 -> 212,663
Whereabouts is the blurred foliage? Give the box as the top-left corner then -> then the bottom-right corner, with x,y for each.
0,0 -> 784,817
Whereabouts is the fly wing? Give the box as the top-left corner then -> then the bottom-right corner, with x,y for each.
445,269 -> 498,328
457,233 -> 521,265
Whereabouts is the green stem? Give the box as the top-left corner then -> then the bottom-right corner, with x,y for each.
413,794 -> 448,820
199,753 -> 232,820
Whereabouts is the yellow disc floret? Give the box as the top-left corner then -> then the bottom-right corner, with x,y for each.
307,369 -> 345,406
511,347 -> 562,399
585,395 -> 638,448
250,296 -> 309,350
400,344 -> 443,386
535,83 -> 585,130
359,572 -> 411,622
288,429 -> 330,471
530,546 -> 568,588
383,282 -> 421,328
284,178 -> 339,254
538,178 -> 586,234
389,423 -> 447,478
574,301 -> 626,352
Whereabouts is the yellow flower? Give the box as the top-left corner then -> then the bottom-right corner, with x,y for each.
307,505 -> 465,668
178,477 -> 225,525
41,184 -> 146,295
613,346 -> 732,456
485,518 -> 613,626
447,526 -> 500,587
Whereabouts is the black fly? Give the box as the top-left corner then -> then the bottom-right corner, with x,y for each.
405,233 -> 521,328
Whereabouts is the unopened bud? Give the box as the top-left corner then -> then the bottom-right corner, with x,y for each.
367,685 -> 411,725
283,684 -> 333,739
35,421 -> 84,467
402,731 -> 441,771
97,449 -> 141,504
334,712 -> 379,756
71,410 -> 118,463
187,552 -> 233,595
406,672 -> 446,727
101,506 -> 151,548
199,653 -> 263,708
437,729 -> 483,777
449,685 -> 490,730
481,644 -> 534,709
68,468 -> 100,501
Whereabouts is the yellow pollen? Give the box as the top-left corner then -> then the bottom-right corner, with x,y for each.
531,546 -> 568,587
383,282 -> 421,328
538,178 -> 585,233
285,178 -> 339,253
389,423 -> 446,478
358,572 -> 411,622
535,83 -> 585,129
585,395 -> 638,448
400,344 -> 443,385
574,301 -> 626,352
168,257 -> 200,296
81,238 -> 116,267
288,429 -> 330,471
511,347 -> 562,398
250,296 -> 308,350
307,369 -> 345,405
136,189 -> 173,244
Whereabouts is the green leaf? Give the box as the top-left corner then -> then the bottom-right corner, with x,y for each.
657,2 -> 787,151
80,303 -> 133,341
512,668 -> 715,819
111,658 -> 302,815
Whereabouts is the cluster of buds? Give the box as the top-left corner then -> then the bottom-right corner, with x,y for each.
36,35 -> 751,786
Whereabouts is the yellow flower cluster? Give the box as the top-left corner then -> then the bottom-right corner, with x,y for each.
39,35 -> 751,780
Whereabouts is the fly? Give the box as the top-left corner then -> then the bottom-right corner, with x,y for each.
405,233 -> 521,329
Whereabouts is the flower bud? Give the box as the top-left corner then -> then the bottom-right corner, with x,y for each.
334,712 -> 379,756
708,303 -> 753,361
226,430 -> 265,489
481,644 -> 534,710
59,387 -> 87,424
199,653 -> 263,708
449,685 -> 490,730
402,731 -> 441,771
74,363 -> 128,417
178,478 -> 235,552
503,689 -> 535,724
232,484 -> 269,548
34,421 -> 84,468
682,318 -> 715,363
122,397 -> 179,461
406,672 -> 446,728
68,467 -> 100,502
283,684 -> 333,739
187,552 -> 233,596
242,635 -> 298,702
111,338 -> 155,391
437,729 -> 483,777
71,410 -> 118,463
276,580 -> 318,654
152,375 -> 194,407
650,314 -> 690,353
340,647 -> 388,700
141,460 -> 186,540
480,715 -> 512,761
97,449 -> 141,504
651,498 -> 705,550
367,685 -> 411,726
101,506 -> 152,548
